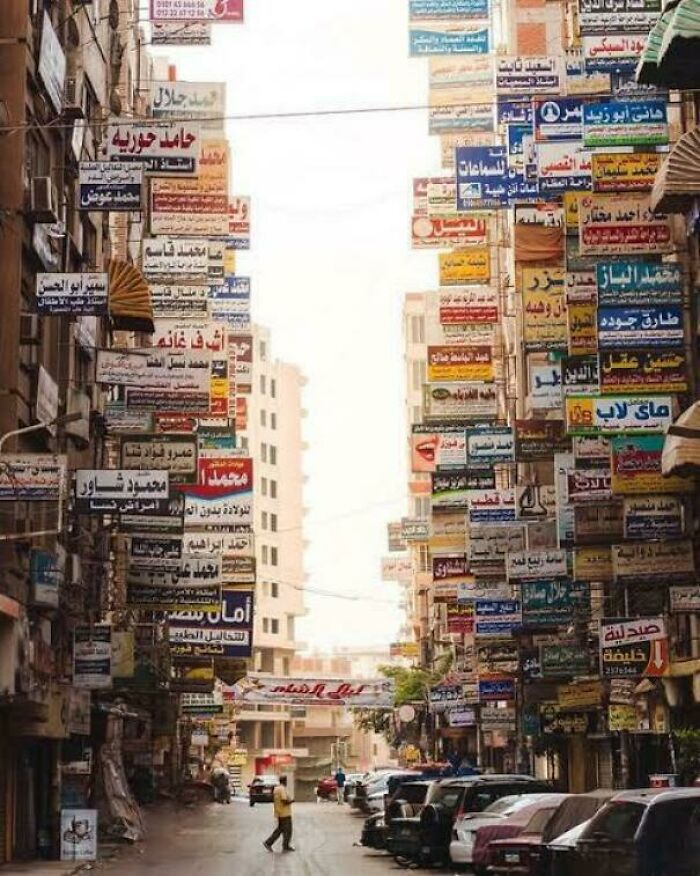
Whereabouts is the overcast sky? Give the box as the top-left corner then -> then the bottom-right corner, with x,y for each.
150,0 -> 438,651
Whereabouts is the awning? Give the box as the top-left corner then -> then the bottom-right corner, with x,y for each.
636,0 -> 700,87
635,2 -> 678,84
662,400 -> 700,476
651,126 -> 700,213
107,259 -> 154,334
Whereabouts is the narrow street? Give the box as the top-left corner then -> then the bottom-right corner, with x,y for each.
105,802 -> 394,875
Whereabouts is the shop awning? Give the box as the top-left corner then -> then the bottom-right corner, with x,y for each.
662,400 -> 700,476
635,2 -> 678,84
107,259 -> 154,334
636,0 -> 700,87
651,126 -> 700,213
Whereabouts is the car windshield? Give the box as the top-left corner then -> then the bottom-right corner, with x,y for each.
394,784 -> 429,804
523,807 -> 558,835
427,785 -> 465,812
586,802 -> 645,842
484,795 -> 529,816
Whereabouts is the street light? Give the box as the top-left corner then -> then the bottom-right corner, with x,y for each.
0,411 -> 82,453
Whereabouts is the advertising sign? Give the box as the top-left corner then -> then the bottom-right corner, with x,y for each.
568,302 -> 598,356
573,434 -> 611,466
30,548 -> 62,608
496,56 -> 563,95
456,145 -> 539,208
446,601 -> 476,634
105,121 -> 201,174
150,284 -> 210,318
481,705 -> 517,730
151,81 -> 226,128
429,685 -> 465,711
559,680 -> 602,709
478,677 -> 516,701
402,518 -> 430,542
521,579 -> 589,626
411,424 -> 466,472
670,587 -> 700,613
523,285 -> 568,352
411,0 -> 489,17
537,141 -> 592,194
516,485 -> 556,519
573,546 -> 613,581
566,468 -> 612,504
127,584 -> 219,611
183,489 -> 252,527
149,0 -> 244,21
583,100 -> 668,147
506,549 -> 568,580
232,675 -> 395,708
75,470 -> 169,514
565,395 -> 674,435
578,195 -> 673,255
540,706 -> 593,734
432,554 -> 472,605
150,180 -> 229,236
409,21 -> 490,55
578,0 -> 661,32
38,12 -> 66,114
583,34 -> 648,73
612,540 -> 694,582
429,54 -> 494,88
574,503 -> 624,544
432,471 -> 470,511
600,350 -> 687,394
468,489 -> 516,524
541,644 -> 590,677
0,455 -> 66,501
439,287 -> 498,324
468,523 -> 525,568
119,435 -> 196,484
427,345 -> 493,381
143,239 -> 218,281
600,617 -> 668,677
596,261 -> 681,305
96,350 -> 211,394
534,98 -> 583,142
474,599 -> 521,636
514,420 -> 570,461
73,626 -> 111,689
597,306 -> 683,349
466,426 -> 514,466
624,496 -> 684,541
60,810 -> 97,862
439,249 -> 490,285
168,590 -> 254,658
79,162 -> 143,211
423,382 -> 497,421
412,214 -> 489,248
381,555 -> 413,582
612,435 -> 692,495
591,152 -> 661,192
529,363 -> 563,410
151,21 -> 212,44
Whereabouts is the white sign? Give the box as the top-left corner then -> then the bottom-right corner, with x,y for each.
232,675 -> 396,708
96,350 -> 211,392
151,22 -> 212,44
143,238 -> 211,280
60,810 -> 97,862
506,548 -> 568,579
105,121 -> 201,175
36,273 -> 108,315
75,470 -> 169,502
184,492 -> 252,526
151,81 -> 226,129
39,12 -> 66,114
37,366 -> 59,434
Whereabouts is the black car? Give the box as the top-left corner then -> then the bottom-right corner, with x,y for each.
248,774 -> 280,806
386,774 -> 551,867
361,780 -> 432,851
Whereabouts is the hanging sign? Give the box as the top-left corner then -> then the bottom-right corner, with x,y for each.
534,98 -> 583,142
566,468 -> 612,503
439,248 -> 490,285
168,590 -> 254,659
514,419 -> 570,461
600,616 -> 668,677
612,540 -> 694,582
411,424 -> 467,472
439,287 -> 498,324
596,261 -> 681,305
537,141 -> 592,195
231,675 -> 395,708
105,121 -> 201,174
409,21 -> 490,56
151,21 -> 212,44
611,434 -> 693,495
468,488 -> 516,523
496,56 -> 563,95
578,0 -> 661,33
562,355 -> 600,396
427,345 -> 493,381
79,162 -> 143,211
591,152 -> 661,192
573,546 -> 613,581
73,626 -> 112,689
583,34 -> 648,73
423,382 -> 497,421
521,579 -> 589,625
120,435 -> 198,483
578,194 -> 673,255
35,273 -> 108,316
600,350 -> 687,394
412,214 -> 489,248
565,395 -> 674,435
624,495 -> 684,540
466,426 -> 514,466
0,455 -> 66,501
149,0 -> 244,21
506,549 -> 568,580
597,306 -> 683,349
74,470 -> 169,513
474,599 -> 521,636
583,100 -> 668,147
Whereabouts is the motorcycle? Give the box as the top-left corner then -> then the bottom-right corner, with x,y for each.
213,771 -> 231,804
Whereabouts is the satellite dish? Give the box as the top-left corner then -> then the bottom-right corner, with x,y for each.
398,705 -> 416,723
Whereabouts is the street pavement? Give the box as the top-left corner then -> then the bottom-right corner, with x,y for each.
103,799 -> 399,875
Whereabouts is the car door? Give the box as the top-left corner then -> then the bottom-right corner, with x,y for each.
576,802 -> 644,876
640,799 -> 700,876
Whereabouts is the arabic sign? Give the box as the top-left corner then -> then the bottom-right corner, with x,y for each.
468,523 -> 525,569
537,141 -> 592,195
456,145 -> 539,208
578,0 -> 661,32
423,382 -> 497,420
578,194 -> 673,255
600,616 -> 668,677
439,249 -> 490,285
506,549 -> 568,580
474,599 -> 521,637
516,485 -> 556,519
151,21 -> 212,43
534,98 -> 583,142
468,489 -> 516,524
591,152 -> 661,192
150,180 -> 229,236
429,684 -> 466,711
540,705 -> 593,734
541,644 -> 590,677
118,492 -> 185,534
427,345 -> 493,381
597,306 -> 683,349
191,456 -> 253,498
73,626 -> 112,689
559,680 -> 602,709
438,287 -> 498,324
96,350 -> 211,392
496,56 -> 563,95
412,214 -> 489,248
566,468 -> 612,504
75,470 -> 169,514
529,362 -> 563,410
232,675 -> 395,708
600,350 -> 688,394
562,355 -> 600,396
514,419 -> 570,461
478,677 -> 515,702
183,532 -> 255,583
565,395 -> 674,435
597,261 -> 681,306
411,424 -> 466,472
574,503 -> 624,544
150,284 -> 210,318
583,100 -> 668,147
433,554 -> 472,604
432,471 -> 470,511
105,121 -> 201,175
612,540 -> 694,581
521,579 -> 589,625
583,34 -> 648,73
429,54 -> 494,90
446,601 -> 476,634
612,434 -> 692,495
120,435 -> 198,483
127,583 -> 219,611
38,12 -> 66,115
149,0 -> 244,21
568,302 -> 598,356
624,495 -> 684,541
168,590 -> 253,658
409,21 -> 490,55
670,587 -> 700,612
35,273 -> 108,316
183,489 -> 252,527
153,319 -> 228,353
411,0 -> 489,17
151,81 -> 226,129
573,546 -> 613,582
0,455 -> 66,501
402,518 -> 430,542
79,162 -> 143,211
523,283 -> 568,352
466,426 -> 514,466
143,239 -> 221,281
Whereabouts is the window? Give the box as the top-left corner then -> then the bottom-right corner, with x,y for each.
261,477 -> 268,496
262,618 -> 269,633
270,446 -> 277,465
270,618 -> 279,635
419,544 -> 429,573
270,514 -> 278,532
261,511 -> 268,529
260,374 -> 266,394
271,581 -> 279,598
287,615 -> 295,640
271,547 -> 278,566
260,340 -> 267,360
271,379 -> 276,398
411,314 -> 425,344
283,657 -> 290,675
587,803 -> 644,842
261,443 -> 267,462
262,545 -> 268,564
239,436 -> 249,451
270,480 -> 278,499
271,412 -> 277,430
260,409 -> 267,426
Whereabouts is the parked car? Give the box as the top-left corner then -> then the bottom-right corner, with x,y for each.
248,774 -> 279,806
386,774 -> 551,867
343,772 -> 366,803
568,787 -> 700,876
361,812 -> 388,850
353,770 -> 416,814
450,793 -> 556,865
542,790 -> 617,876
480,795 -> 570,874
316,775 -> 338,800
361,780 -> 432,850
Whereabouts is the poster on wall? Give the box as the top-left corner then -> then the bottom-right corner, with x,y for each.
73,626 -> 112,689
60,810 -> 97,862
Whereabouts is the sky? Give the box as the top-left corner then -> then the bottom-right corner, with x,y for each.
150,0 -> 439,651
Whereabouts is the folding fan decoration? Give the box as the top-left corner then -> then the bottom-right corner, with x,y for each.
107,258 -> 154,333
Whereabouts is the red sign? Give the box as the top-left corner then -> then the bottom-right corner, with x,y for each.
191,457 -> 253,497
150,0 -> 244,22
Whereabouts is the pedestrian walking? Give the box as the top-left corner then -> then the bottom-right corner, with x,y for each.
263,776 -> 295,852
334,767 -> 346,805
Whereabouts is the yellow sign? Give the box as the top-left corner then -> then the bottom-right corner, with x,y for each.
563,192 -> 583,233
439,248 -> 490,286
608,704 -> 636,732
592,152 -> 661,193
522,268 -> 567,351
568,301 -> 597,356
558,680 -> 602,710
224,248 -> 236,277
573,546 -> 613,582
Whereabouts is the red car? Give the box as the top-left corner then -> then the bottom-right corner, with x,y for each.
316,776 -> 338,800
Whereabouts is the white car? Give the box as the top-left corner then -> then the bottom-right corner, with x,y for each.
450,793 -> 554,865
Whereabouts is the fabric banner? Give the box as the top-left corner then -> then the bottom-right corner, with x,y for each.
231,675 -> 395,708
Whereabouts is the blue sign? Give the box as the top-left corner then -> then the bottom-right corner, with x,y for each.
410,25 -> 489,55
596,261 -> 682,305
478,677 -> 516,701
583,99 -> 668,147
30,549 -> 60,607
534,98 -> 583,142
410,0 -> 490,17
456,145 -> 539,209
210,277 -> 251,329
169,590 -> 254,658
475,599 -> 522,636
497,99 -> 534,127
597,305 -> 684,348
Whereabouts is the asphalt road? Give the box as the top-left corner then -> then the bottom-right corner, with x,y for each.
105,799 -> 400,875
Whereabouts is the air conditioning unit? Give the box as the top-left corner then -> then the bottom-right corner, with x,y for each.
29,177 -> 58,223
63,77 -> 84,120
66,388 -> 91,443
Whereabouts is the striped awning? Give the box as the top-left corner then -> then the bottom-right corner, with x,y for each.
107,259 -> 154,334
651,126 -> 700,213
637,0 -> 700,87
662,400 -> 700,476
636,2 -> 678,84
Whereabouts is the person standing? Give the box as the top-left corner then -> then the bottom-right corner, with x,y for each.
263,776 -> 295,852
334,767 -> 346,805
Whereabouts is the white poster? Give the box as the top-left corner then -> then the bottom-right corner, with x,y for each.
61,810 -> 97,862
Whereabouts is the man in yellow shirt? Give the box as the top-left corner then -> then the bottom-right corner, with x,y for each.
263,776 -> 295,852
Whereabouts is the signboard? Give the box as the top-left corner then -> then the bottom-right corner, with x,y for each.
151,21 -> 212,44
38,12 -> 66,114
468,489 -> 516,523
411,0 -> 489,17
565,395 -> 674,435
521,579 -> 589,626
481,705 -> 517,731
597,306 -> 683,349
506,549 -> 568,580
478,677 -> 515,701
541,644 -> 589,677
566,269 -> 598,304
578,195 -> 673,255
592,152 -> 661,192
149,0 -> 244,21
423,382 -> 497,421
596,261 -> 681,305
127,584 -> 219,611
612,435 -> 692,495
183,489 -> 252,527
600,617 -> 668,677
105,121 -> 201,174
566,468 -> 612,504
409,21 -> 490,56
522,269 -> 567,352
496,56 -> 563,95
439,287 -> 498,324
540,705 -> 593,734
411,424 -> 466,472
412,215 -> 489,248
574,503 -> 624,544
514,420 -> 570,461
30,548 -> 62,608
120,435 -> 198,483
559,680 -> 602,709
429,685 -> 465,711
578,0 -> 661,32
573,434 -> 611,466
97,350 -> 212,393
466,426 -> 514,466
516,485 -> 556,519
151,81 -> 226,128
600,350 -> 687,394
402,518 -> 430,542
529,362 -> 562,410
118,492 -> 185,535
381,555 -> 413,582
456,145 -> 539,208
73,626 -> 112,689
468,524 -> 525,568
612,540 -> 694,582
474,599 -> 521,636
143,239 -> 221,282
427,345 -> 493,381
432,471 -> 470,511
573,546 -> 613,581
433,553 -> 472,603
439,249 -> 490,285
168,590 -> 254,659
582,34 -> 648,73
534,98 -> 583,142
446,600 -> 476,633
150,180 -> 229,236
0,455 -> 65,501
79,162 -> 143,211
60,810 -> 97,862
537,141 -> 592,195
568,302 -> 598,356
624,495 -> 684,540
150,284 -> 211,318
183,532 -> 255,583
231,675 -> 395,708
670,587 -> 700,613
583,100 -> 668,147
75,470 -> 169,514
